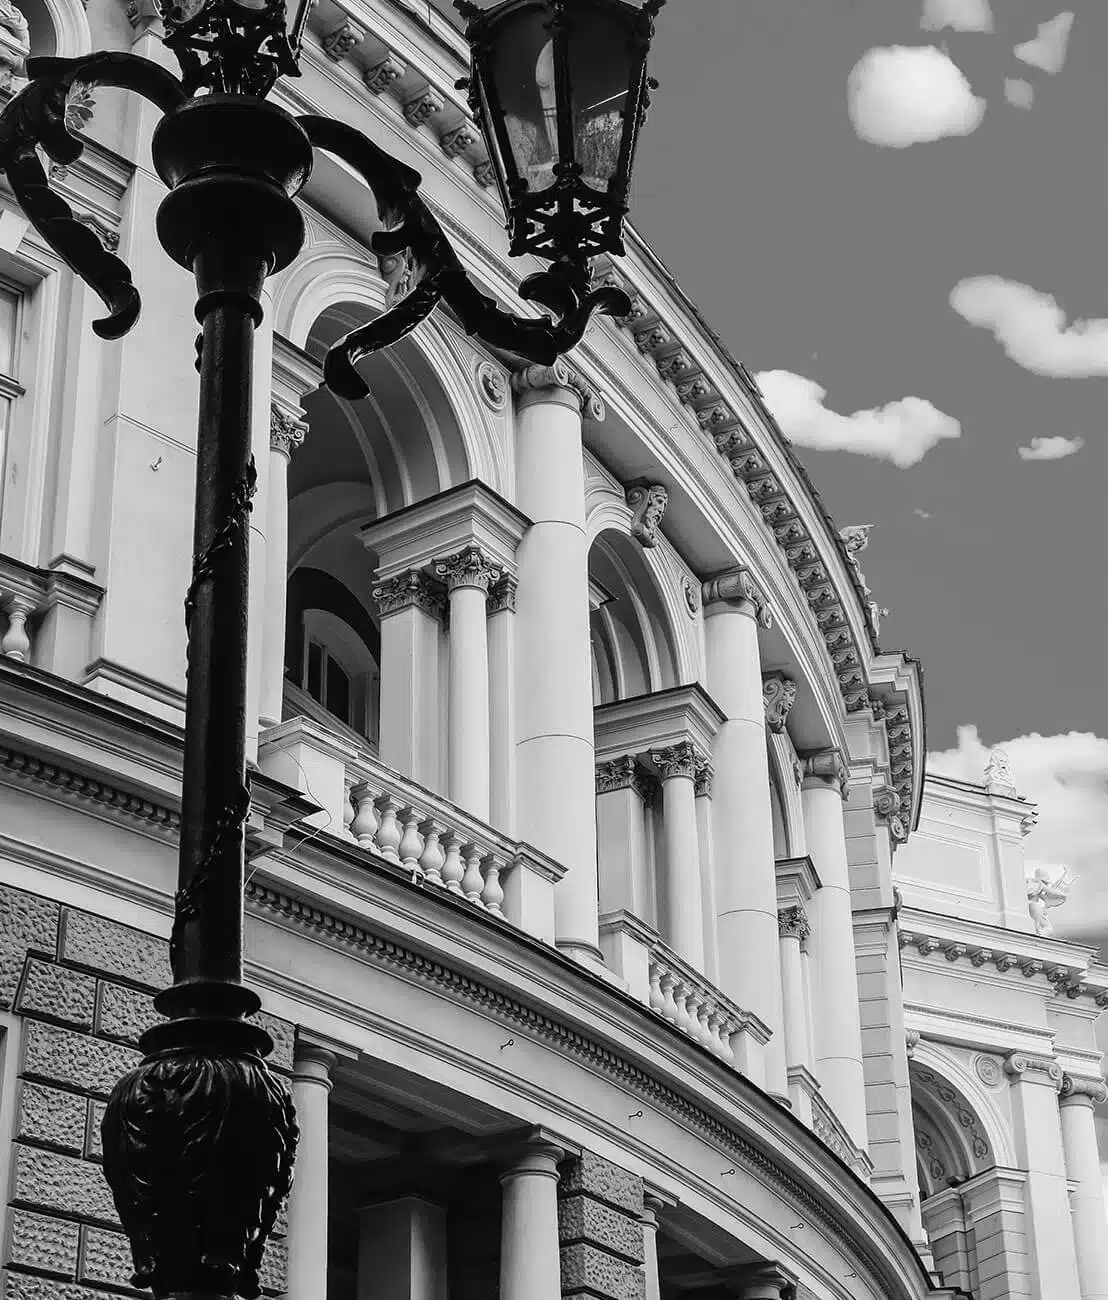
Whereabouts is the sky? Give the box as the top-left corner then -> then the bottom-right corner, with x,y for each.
628,0 -> 1108,948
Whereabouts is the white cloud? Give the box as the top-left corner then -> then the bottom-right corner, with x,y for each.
848,45 -> 986,148
1015,11 -> 1075,74
913,507 -> 933,519
1004,77 -> 1035,109
921,0 -> 993,32
950,276 -> 1108,376
754,370 -> 962,467
1018,435 -> 1084,461
929,726 -> 1108,940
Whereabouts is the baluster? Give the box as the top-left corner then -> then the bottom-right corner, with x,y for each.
648,962 -> 665,1014
717,1014 -> 736,1064
350,782 -> 380,848
398,807 -> 425,879
672,979 -> 694,1036
419,820 -> 446,887
694,1000 -> 713,1048
440,831 -> 464,893
461,844 -> 486,906
705,1006 -> 727,1059
659,971 -> 679,1024
341,778 -> 356,841
481,854 -> 506,917
375,795 -> 402,863
1,595 -> 35,662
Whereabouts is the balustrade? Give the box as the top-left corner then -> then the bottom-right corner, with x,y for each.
810,1090 -> 872,1179
647,943 -> 753,1065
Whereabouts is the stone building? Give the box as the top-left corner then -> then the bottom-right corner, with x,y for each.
0,0 -> 1102,1297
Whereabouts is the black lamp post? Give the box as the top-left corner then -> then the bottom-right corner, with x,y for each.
0,0 -> 664,1295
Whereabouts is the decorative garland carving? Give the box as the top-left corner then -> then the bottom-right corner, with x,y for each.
910,1064 -> 991,1160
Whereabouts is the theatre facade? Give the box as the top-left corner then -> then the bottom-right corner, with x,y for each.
0,0 -> 1104,1297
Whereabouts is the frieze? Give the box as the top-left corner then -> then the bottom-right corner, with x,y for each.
762,672 -> 796,735
897,929 -> 1104,999
245,880 -> 896,1298
625,483 -> 668,550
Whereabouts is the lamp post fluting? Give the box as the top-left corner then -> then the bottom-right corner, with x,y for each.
0,0 -> 665,1295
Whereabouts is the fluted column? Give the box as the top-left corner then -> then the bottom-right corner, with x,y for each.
802,749 -> 867,1147
499,1139 -> 564,1300
512,362 -> 604,963
651,740 -> 704,969
260,402 -> 307,730
286,1043 -> 336,1300
694,757 -> 718,986
1060,1073 -> 1108,1299
641,1195 -> 663,1300
702,569 -> 785,1095
778,905 -> 811,1072
435,545 -> 499,821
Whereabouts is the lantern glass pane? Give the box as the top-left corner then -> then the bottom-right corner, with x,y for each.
488,6 -> 560,193
567,6 -> 635,192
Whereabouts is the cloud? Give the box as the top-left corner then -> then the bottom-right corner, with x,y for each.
848,45 -> 986,148
1015,11 -> 1075,74
1018,435 -> 1084,461
950,276 -> 1108,376
913,507 -> 933,519
754,370 -> 962,466
929,726 -> 1108,941
920,0 -> 993,32
1004,78 -> 1035,109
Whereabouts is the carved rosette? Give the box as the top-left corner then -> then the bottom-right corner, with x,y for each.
486,574 -> 517,615
626,482 -> 668,549
701,567 -> 773,628
1060,1073 -> 1108,1107
434,546 -> 500,593
802,749 -> 849,795
476,360 -> 507,411
101,1027 -> 297,1299
1005,1053 -> 1064,1090
762,672 -> 796,734
693,754 -> 714,798
682,577 -> 700,616
269,404 -> 308,457
778,904 -> 811,944
650,741 -> 699,781
372,570 -> 445,618
511,359 -> 605,421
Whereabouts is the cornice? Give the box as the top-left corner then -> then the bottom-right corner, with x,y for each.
245,875 -> 929,1299
594,685 -> 727,769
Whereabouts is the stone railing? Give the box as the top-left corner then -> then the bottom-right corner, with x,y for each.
811,1089 -> 872,1180
0,553 -> 102,666
647,943 -> 749,1064
258,717 -> 565,945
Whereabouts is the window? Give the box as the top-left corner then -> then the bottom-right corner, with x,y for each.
0,284 -> 22,526
298,610 -> 379,744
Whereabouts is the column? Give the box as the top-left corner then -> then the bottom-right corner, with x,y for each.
777,905 -> 811,1072
499,1140 -> 563,1300
651,741 -> 704,970
435,545 -> 498,822
1005,1053 -> 1082,1297
373,571 -> 444,789
595,756 -> 653,919
702,569 -> 785,1095
512,362 -> 603,964
488,575 -> 518,834
286,1043 -> 337,1300
738,1265 -> 793,1299
260,402 -> 307,730
1060,1073 -> 1108,1299
641,1195 -> 663,1300
802,749 -> 867,1148
694,757 -> 719,986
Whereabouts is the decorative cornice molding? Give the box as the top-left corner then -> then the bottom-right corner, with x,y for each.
778,905 -> 810,943
650,741 -> 700,782
511,360 -> 605,421
434,545 -> 500,594
626,482 -> 668,550
244,878 -> 901,1297
701,568 -> 772,628
801,749 -> 849,795
362,53 -> 405,95
372,570 -> 445,619
1005,1053 -> 1064,1090
1060,1073 -> 1108,1106
270,403 -> 308,457
762,672 -> 796,735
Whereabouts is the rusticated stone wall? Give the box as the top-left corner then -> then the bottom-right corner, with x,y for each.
558,1151 -> 646,1300
0,883 -> 293,1300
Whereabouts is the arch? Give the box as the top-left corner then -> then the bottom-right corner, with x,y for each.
22,0 -> 91,59
767,733 -> 805,858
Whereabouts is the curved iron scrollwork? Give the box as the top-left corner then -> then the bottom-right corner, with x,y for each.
0,57 -> 630,399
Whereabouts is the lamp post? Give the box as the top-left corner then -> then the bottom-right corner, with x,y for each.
0,0 -> 664,1294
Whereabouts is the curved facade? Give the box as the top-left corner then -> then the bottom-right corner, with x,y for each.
0,2 -> 1100,1299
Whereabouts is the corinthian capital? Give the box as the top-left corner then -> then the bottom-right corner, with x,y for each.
434,546 -> 501,593
372,570 -> 445,618
701,567 -> 773,628
778,905 -> 810,943
511,359 -> 605,421
270,403 -> 308,457
762,672 -> 797,734
802,749 -> 849,794
650,741 -> 699,781
693,754 -> 714,798
1060,1073 -> 1108,1106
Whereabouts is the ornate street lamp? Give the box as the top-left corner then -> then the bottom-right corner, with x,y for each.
0,0 -> 664,1297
